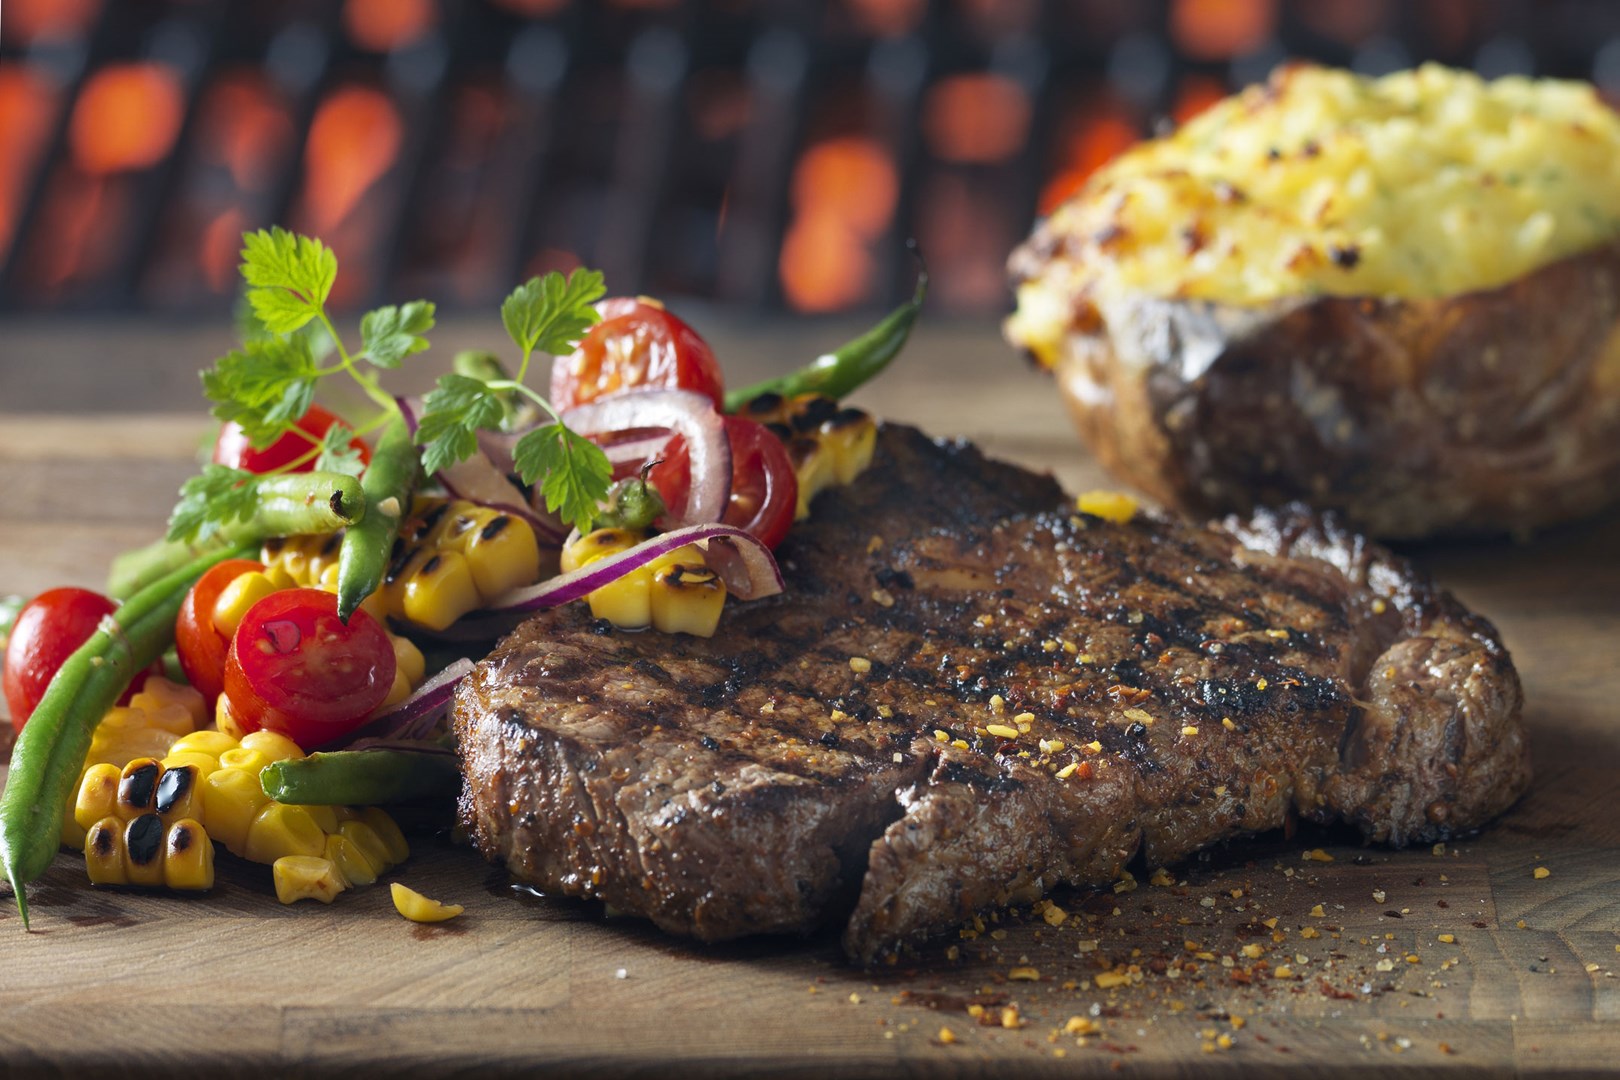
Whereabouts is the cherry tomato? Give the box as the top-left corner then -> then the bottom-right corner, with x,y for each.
174,558 -> 265,708
212,403 -> 371,475
222,588 -> 395,749
648,416 -> 799,549
3,588 -> 159,729
552,299 -> 725,412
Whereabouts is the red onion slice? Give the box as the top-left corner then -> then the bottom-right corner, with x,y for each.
358,657 -> 476,742
561,390 -> 730,527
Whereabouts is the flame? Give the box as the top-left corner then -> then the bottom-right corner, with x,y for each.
1169,0 -> 1277,60
780,211 -> 873,314
199,208 -> 248,294
69,63 -> 185,174
780,136 -> 897,312
301,85 -> 403,234
32,167 -> 124,289
0,65 -> 59,260
199,73 -> 295,193
1038,107 -> 1139,215
916,173 -> 1007,310
1172,75 -> 1229,125
343,0 -> 437,52
2,0 -> 101,46
923,74 -> 1030,164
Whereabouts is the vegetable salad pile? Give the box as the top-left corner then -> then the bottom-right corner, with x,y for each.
0,229 -> 923,924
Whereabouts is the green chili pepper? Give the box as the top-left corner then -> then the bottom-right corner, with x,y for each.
260,749 -> 461,807
593,473 -> 666,532
336,416 -> 419,622
1,543 -> 254,927
723,254 -> 928,412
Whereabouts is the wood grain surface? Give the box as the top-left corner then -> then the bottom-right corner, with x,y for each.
0,319 -> 1617,1078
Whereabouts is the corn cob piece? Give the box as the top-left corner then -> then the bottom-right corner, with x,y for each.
83,815 -> 214,891
560,530 -> 727,636
736,394 -> 878,518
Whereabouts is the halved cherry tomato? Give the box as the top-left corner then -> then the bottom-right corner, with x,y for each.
174,558 -> 265,708
221,588 -> 395,749
551,298 -> 725,411
3,588 -> 159,729
212,403 -> 371,475
648,415 -> 799,549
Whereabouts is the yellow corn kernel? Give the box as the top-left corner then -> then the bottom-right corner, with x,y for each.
401,549 -> 481,632
360,807 -> 410,865
159,750 -> 221,779
154,763 -> 202,824
464,514 -> 541,598
215,694 -> 250,741
129,676 -> 207,729
163,819 -> 214,891
560,527 -> 645,572
169,730 -> 240,758
84,817 -> 126,886
117,758 -> 164,819
122,814 -> 167,888
61,796 -> 87,851
307,534 -> 344,583
265,542 -> 308,585
262,561 -> 299,591
302,803 -> 339,834
338,820 -> 395,873
273,855 -> 348,904
218,746 -> 272,776
649,562 -> 727,637
391,634 -> 425,686
587,569 -> 652,629
201,766 -> 270,855
325,833 -> 379,886
390,882 -> 463,923
239,729 -> 304,764
824,413 -> 877,484
380,665 -> 413,709
212,570 -> 280,639
789,437 -> 834,520
356,586 -> 390,625
75,762 -> 123,832
244,802 -> 326,864
1076,490 -> 1138,524
86,726 -> 182,770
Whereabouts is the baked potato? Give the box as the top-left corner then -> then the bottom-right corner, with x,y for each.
1006,63 -> 1620,538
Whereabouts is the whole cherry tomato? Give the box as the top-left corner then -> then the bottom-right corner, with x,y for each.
648,415 -> 799,549
212,403 -> 371,475
551,298 -> 725,412
221,588 -> 395,749
3,588 -> 159,729
174,558 -> 265,708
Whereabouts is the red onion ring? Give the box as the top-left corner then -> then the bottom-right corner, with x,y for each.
561,390 -> 730,527
357,658 -> 476,742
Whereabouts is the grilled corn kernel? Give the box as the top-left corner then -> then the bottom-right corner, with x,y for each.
75,762 -> 123,833
168,730 -> 240,758
212,571 -> 280,639
391,634 -> 425,686
823,411 -> 878,485
163,819 -> 214,891
649,563 -> 727,637
122,814 -> 168,888
244,802 -> 326,864
215,694 -> 250,741
117,758 -> 163,819
360,807 -> 410,864
154,763 -> 202,823
380,665 -> 413,709
560,528 -> 645,572
262,561 -> 299,591
201,766 -> 270,855
787,436 -> 833,520
325,833 -> 379,886
390,882 -> 463,923
273,855 -> 348,904
463,513 -> 541,598
586,570 -> 652,628
337,820 -> 395,873
218,746 -> 272,776
161,750 -> 222,778
401,550 -> 481,632
239,730 -> 304,763
84,817 -> 126,886
128,676 -> 207,729
317,561 -> 342,593
302,803 -> 340,834
1076,490 -> 1138,524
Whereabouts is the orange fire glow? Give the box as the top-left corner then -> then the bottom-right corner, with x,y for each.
200,208 -> 248,293
1,0 -> 101,46
1170,0 -> 1277,60
923,74 -> 1031,165
69,63 -> 185,175
1038,108 -> 1139,215
301,85 -> 403,235
844,0 -> 927,38
203,77 -> 296,193
0,65 -> 59,260
344,0 -> 437,52
491,0 -> 571,14
780,136 -> 898,312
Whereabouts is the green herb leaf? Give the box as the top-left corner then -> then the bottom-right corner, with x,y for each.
167,465 -> 260,544
414,373 -> 507,477
500,268 -> 606,360
513,423 -> 613,532
360,300 -> 436,369
314,422 -> 366,477
200,336 -> 320,449
240,227 -> 339,335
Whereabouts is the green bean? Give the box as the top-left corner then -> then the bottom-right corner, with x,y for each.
108,536 -> 230,599
723,254 -> 928,412
1,543 -> 254,926
336,416 -> 419,621
260,749 -> 461,807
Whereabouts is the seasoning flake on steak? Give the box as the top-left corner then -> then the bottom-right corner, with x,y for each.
453,425 -> 1529,964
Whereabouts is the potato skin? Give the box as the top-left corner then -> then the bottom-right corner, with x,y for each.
1033,242 -> 1620,538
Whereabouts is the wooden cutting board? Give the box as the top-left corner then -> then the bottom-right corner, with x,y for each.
0,324 -> 1616,1077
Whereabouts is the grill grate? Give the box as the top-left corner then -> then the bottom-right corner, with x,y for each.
2,0 -> 1617,318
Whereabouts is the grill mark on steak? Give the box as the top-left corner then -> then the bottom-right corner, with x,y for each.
454,424 -> 1530,965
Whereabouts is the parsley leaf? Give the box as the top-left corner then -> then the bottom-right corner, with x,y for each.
167,465 -> 260,544
313,422 -> 366,477
500,269 -> 605,360
360,300 -> 436,369
513,423 -> 613,532
200,336 -> 319,449
414,373 -> 507,476
240,227 -> 338,335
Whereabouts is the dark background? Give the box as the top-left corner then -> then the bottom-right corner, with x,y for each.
2,0 -> 1617,323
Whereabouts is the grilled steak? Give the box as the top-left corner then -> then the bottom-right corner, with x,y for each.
454,425 -> 1529,964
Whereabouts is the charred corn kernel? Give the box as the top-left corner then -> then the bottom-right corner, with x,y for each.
787,436 -> 834,520
218,746 -> 272,775
273,855 -> 347,904
154,763 -> 202,823
649,563 -> 727,637
116,758 -> 164,819
201,766 -> 270,855
75,762 -> 123,834
391,634 -> 425,686
85,818 -> 126,885
239,729 -> 304,763
360,807 -> 410,864
746,395 -> 877,515
212,570 -> 280,639
338,820 -> 395,873
463,513 -> 541,598
161,750 -> 222,778
325,833 -> 378,886
128,676 -> 207,728
163,819 -> 214,890
401,550 -> 480,632
244,802 -> 326,864
560,527 -> 645,572
122,814 -> 168,888
1076,490 -> 1138,524
390,882 -> 462,923
169,730 -> 239,758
